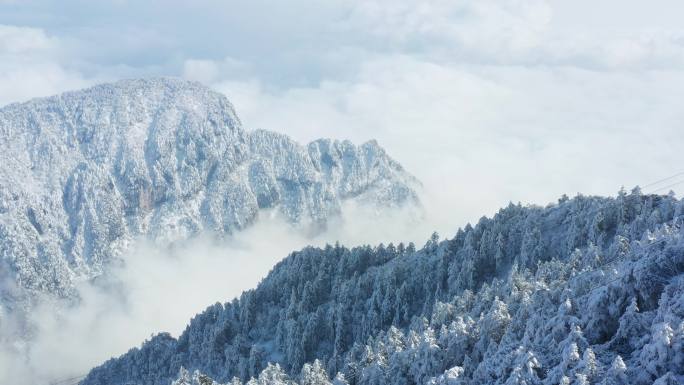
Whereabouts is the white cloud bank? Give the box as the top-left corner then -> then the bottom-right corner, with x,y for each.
0,25 -> 92,106
212,57 -> 684,230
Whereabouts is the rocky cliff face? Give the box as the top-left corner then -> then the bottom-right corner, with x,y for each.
0,78 -> 420,314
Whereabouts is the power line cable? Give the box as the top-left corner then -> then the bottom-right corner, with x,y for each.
641,170 -> 684,189
646,179 -> 684,195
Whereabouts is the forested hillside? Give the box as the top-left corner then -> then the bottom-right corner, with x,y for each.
82,188 -> 684,385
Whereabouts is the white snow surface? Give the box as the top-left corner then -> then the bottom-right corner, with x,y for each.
0,78 -> 420,315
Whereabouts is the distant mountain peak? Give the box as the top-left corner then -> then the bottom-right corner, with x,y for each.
0,78 -> 420,314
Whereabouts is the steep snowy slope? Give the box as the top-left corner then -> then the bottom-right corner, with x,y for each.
0,78 -> 419,318
81,189 -> 684,385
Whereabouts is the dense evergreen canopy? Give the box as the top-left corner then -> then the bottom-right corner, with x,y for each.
82,189 -> 684,385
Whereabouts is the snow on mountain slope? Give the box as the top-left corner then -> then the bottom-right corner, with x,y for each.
81,190 -> 684,385
0,78 -> 420,319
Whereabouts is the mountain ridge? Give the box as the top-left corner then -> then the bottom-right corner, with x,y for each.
0,77 -> 420,322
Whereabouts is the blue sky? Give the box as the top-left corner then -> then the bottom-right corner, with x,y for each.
2,0 -> 684,231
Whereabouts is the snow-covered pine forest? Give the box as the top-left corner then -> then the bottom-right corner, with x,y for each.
81,188 -> 684,385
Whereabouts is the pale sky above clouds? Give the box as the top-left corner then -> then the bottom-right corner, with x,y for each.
2,0 -> 684,234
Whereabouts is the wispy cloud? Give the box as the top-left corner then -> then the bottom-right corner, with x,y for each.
0,25 -> 90,105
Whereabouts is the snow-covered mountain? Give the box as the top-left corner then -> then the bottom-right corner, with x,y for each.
0,78 -> 420,319
81,189 -> 684,385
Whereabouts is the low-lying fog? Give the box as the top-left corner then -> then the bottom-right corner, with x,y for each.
0,197 -> 457,385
